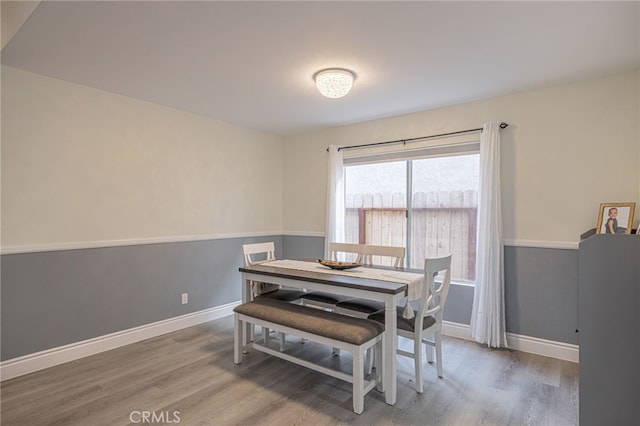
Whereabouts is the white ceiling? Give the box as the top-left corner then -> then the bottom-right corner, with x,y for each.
2,1 -> 638,136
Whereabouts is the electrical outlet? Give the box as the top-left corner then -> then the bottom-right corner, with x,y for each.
181,293 -> 188,304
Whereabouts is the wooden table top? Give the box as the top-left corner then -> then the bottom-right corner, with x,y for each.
239,259 -> 412,295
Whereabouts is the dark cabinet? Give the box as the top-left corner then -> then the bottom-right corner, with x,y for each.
578,234 -> 639,426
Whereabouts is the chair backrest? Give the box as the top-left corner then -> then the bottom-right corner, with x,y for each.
328,242 -> 365,264
416,254 -> 452,326
242,242 -> 280,296
242,242 -> 276,266
327,242 -> 405,267
359,244 -> 405,267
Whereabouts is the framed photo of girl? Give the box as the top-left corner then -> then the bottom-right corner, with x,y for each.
596,202 -> 636,234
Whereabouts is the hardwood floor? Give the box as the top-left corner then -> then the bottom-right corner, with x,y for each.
1,316 -> 578,425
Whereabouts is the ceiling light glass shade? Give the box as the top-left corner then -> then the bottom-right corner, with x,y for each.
314,69 -> 354,99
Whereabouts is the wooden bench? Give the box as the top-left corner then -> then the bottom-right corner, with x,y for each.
233,297 -> 384,414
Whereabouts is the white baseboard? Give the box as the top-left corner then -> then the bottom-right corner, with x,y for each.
505,332 -> 579,363
442,320 -> 474,340
442,321 -> 579,363
0,302 -> 240,381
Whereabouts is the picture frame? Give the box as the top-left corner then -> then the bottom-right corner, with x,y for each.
596,202 -> 636,234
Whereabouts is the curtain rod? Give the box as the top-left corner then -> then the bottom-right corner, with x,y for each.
328,122 -> 509,152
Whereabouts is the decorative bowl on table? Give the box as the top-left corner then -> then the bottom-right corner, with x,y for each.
317,259 -> 361,270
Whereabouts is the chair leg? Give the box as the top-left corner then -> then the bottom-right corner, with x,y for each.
375,340 -> 383,392
435,331 -> 443,378
425,333 -> 435,363
279,332 -> 286,352
365,348 -> 374,374
414,333 -> 424,393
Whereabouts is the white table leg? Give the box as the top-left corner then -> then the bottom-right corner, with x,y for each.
241,272 -> 252,349
382,295 -> 398,405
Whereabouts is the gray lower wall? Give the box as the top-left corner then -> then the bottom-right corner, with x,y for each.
1,234 -> 578,361
282,235 -> 326,261
505,246 -> 578,344
0,235 -> 282,361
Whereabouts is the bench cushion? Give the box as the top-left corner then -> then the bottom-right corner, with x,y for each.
234,298 -> 384,345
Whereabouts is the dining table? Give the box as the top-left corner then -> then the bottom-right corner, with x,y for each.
238,259 -> 425,406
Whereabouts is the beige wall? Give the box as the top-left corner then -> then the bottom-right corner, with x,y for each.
3,66 -> 638,249
283,70 -> 640,245
1,66 -> 284,248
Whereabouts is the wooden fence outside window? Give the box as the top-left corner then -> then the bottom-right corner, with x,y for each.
345,190 -> 477,281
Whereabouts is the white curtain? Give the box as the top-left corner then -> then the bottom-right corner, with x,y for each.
325,145 -> 345,258
470,121 -> 508,348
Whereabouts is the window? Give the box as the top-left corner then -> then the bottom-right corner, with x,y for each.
343,146 -> 479,283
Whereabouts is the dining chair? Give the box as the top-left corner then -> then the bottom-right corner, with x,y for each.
242,242 -> 306,350
333,244 -> 406,318
369,254 -> 452,393
297,242 -> 366,310
242,242 -> 305,301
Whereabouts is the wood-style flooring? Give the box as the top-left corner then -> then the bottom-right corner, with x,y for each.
1,315 -> 578,425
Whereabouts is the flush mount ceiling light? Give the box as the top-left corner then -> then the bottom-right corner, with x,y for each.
314,68 -> 355,99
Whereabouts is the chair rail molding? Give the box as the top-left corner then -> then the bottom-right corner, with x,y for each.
284,234 -> 580,251
503,239 -> 578,250
0,231 -> 284,255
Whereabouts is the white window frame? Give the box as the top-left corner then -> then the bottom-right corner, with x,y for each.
342,133 -> 480,283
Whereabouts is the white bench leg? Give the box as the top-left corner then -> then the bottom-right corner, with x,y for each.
234,313 -> 243,364
353,348 -> 365,415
